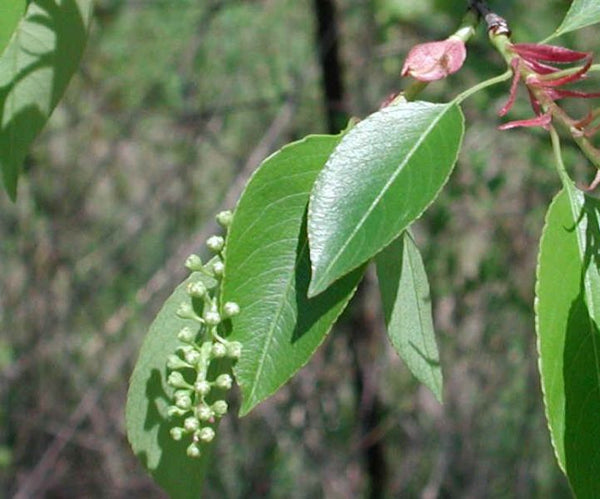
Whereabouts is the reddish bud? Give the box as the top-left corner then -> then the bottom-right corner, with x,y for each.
401,38 -> 466,82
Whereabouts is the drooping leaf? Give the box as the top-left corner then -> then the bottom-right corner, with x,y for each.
308,101 -> 464,297
0,0 -> 26,53
0,0 -> 93,199
535,186 -> 600,497
376,231 -> 442,402
222,134 -> 364,416
554,0 -> 600,37
126,271 -> 218,499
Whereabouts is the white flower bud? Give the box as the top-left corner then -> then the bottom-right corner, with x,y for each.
226,341 -> 242,359
177,326 -> 196,344
197,404 -> 214,421
176,302 -> 200,322
222,301 -> 240,318
170,427 -> 184,441
186,443 -> 201,458
198,427 -> 216,443
167,372 -> 191,389
175,395 -> 193,410
207,236 -> 225,253
216,210 -> 233,228
211,342 -> 227,358
184,417 -> 200,432
185,254 -> 203,272
212,261 -> 225,277
167,354 -> 191,370
204,310 -> 221,326
194,380 -> 211,396
187,281 -> 207,298
184,349 -> 201,366
212,400 -> 228,417
167,405 -> 188,418
215,373 -> 233,390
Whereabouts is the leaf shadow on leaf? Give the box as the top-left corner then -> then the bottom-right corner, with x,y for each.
407,339 -> 441,368
0,0 -> 89,197
136,367 -> 211,499
292,215 -> 365,343
562,197 -> 600,495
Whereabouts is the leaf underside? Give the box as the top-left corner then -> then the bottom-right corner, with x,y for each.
536,186 -> 600,497
554,0 -> 600,37
0,0 -> 93,199
126,272 -> 218,499
376,231 -> 442,402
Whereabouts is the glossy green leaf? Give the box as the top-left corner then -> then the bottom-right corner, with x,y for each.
0,0 -> 26,53
222,135 -> 364,416
126,271 -> 218,499
554,0 -> 600,37
308,101 -> 464,296
0,0 -> 93,199
535,186 -> 600,497
376,232 -> 442,402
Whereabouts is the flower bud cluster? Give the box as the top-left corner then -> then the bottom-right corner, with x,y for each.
166,211 -> 242,459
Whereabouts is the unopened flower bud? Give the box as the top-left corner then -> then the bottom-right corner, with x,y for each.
226,341 -> 242,359
170,427 -> 184,441
175,395 -> 193,410
222,301 -> 240,318
167,405 -> 188,418
184,416 -> 200,432
167,354 -> 191,370
212,400 -> 228,417
213,261 -> 225,277
167,371 -> 191,389
215,373 -> 233,390
197,404 -> 214,421
187,443 -> 201,458
211,342 -> 227,358
185,254 -> 203,272
198,427 -> 216,443
207,236 -> 225,253
402,38 -> 466,82
194,380 -> 211,396
187,281 -> 207,298
216,210 -> 233,228
184,349 -> 201,366
204,310 -> 221,326
176,302 -> 200,322
177,326 -> 196,344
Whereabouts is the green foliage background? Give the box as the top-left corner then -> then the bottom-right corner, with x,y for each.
1,0 -> 592,496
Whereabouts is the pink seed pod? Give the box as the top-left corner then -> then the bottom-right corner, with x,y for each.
401,38 -> 467,82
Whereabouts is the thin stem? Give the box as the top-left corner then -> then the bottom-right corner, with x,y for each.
549,125 -> 573,188
453,70 -> 512,104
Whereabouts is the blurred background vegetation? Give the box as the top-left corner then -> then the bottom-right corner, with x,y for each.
2,0 -> 596,496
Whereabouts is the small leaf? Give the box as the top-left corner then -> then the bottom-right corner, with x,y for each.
0,0 -> 93,199
222,134 -> 364,416
376,232 -> 442,402
126,271 -> 218,499
535,186 -> 600,497
308,101 -> 464,296
0,0 -> 26,54
554,0 -> 600,37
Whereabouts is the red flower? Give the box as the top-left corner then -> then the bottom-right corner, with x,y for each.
498,42 -> 600,130
402,38 -> 467,82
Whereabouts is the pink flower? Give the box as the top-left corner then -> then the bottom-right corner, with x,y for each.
402,38 -> 467,82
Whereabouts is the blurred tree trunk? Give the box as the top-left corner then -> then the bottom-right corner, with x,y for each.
313,1 -> 387,496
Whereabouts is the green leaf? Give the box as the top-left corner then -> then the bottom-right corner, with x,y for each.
0,0 -> 93,199
126,271 -> 218,499
222,134 -> 364,416
376,232 -> 442,402
535,186 -> 600,497
308,101 -> 464,297
554,0 -> 600,37
0,0 -> 26,54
